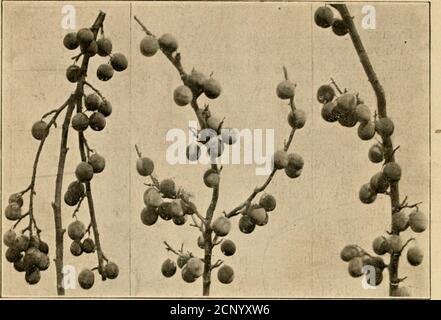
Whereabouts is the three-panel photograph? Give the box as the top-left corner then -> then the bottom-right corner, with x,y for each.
1,0 -> 436,307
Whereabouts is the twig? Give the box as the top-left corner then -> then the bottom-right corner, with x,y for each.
83,80 -> 106,100
211,259 -> 224,270
330,77 -> 343,94
72,195 -> 86,218
399,238 -> 416,254
164,241 -> 187,257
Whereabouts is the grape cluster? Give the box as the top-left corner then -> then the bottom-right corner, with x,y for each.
139,32 -> 240,163
4,194 -> 50,285
314,6 -> 349,37
64,28 -> 127,83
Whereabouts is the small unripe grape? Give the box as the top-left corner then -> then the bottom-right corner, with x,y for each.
332,19 -> 349,36
98,100 -> 112,117
76,28 -> 94,45
181,267 -> 197,283
25,267 -> 41,285
159,179 -> 176,198
88,153 -> 105,173
143,188 -> 163,207
5,246 -> 22,263
70,241 -> 83,256
248,207 -> 267,226
72,113 -> 89,132
158,202 -> 172,221
186,257 -> 204,278
89,112 -> 106,131
239,215 -> 255,234
81,40 -> 98,57
338,112 -> 358,128
97,64 -> 114,81
140,206 -> 159,226
340,244 -> 362,262
169,200 -> 184,218
321,101 -> 339,123
287,109 -> 306,129
39,241 -> 49,255
136,157 -> 154,176
96,37 -> 112,56
82,238 -> 95,254
177,254 -> 191,269
85,94 -> 101,111
31,120 -> 49,141
203,169 -> 220,188
359,183 -> 377,204
259,193 -> 276,212
203,78 -> 222,99
110,53 -> 128,72
407,246 -> 423,266
161,258 -> 177,278
408,209 -> 427,233
78,269 -> 95,289
276,80 -> 295,100
272,150 -> 288,170
383,162 -> 401,182
104,262 -> 119,279
221,239 -> 236,256
317,85 -> 335,103
375,117 -> 395,137
140,36 -> 159,57
357,121 -> 376,141
355,104 -> 371,124
286,153 -> 304,171
217,265 -> 234,284
197,235 -> 205,249
285,167 -> 302,179
75,162 -> 94,182
387,235 -> 402,253
63,32 -> 79,50
14,234 -> 30,251
37,253 -> 50,271
5,202 -> 22,221
368,144 -> 384,163
66,65 -> 82,83
372,236 -> 388,255
314,6 -> 334,28
392,211 -> 409,232
3,229 -> 16,247
9,193 -> 24,207
68,181 -> 85,198
173,85 -> 193,106
187,70 -> 207,92
212,216 -> 231,237
370,172 -> 389,194
348,257 -> 364,277
64,190 -> 80,207
336,94 -> 357,114
158,33 -> 178,53
173,215 -> 187,226
68,220 -> 86,241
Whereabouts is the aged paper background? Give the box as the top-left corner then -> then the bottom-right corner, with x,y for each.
1,1 -> 435,298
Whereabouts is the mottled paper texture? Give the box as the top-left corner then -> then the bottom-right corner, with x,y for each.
1,1 -> 434,298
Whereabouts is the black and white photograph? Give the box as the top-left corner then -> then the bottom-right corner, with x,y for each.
0,0 -> 437,304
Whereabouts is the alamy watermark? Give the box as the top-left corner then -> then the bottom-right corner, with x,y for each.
166,121 -> 275,175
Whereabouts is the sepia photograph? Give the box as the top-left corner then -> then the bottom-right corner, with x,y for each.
0,0 -> 433,301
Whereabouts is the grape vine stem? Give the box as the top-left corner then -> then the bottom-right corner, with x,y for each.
330,3 -> 402,296
52,11 -> 106,295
